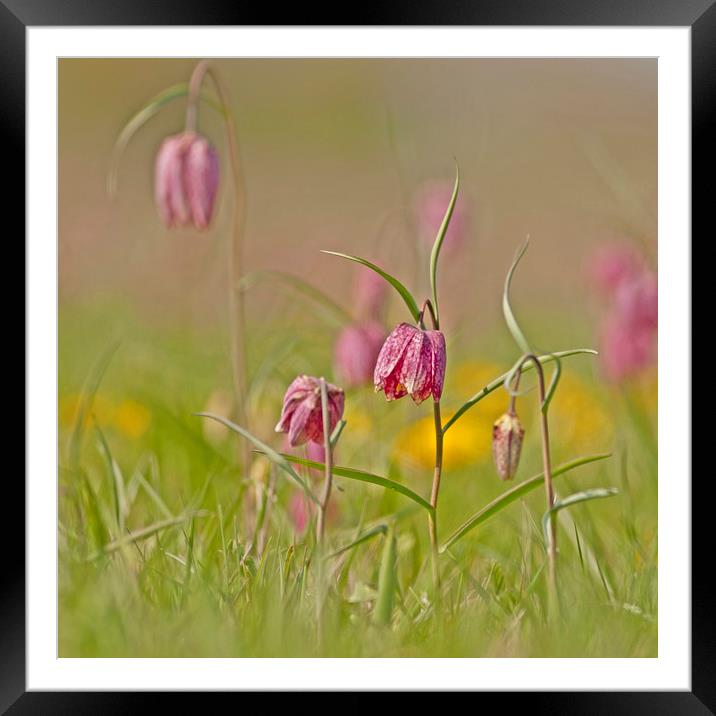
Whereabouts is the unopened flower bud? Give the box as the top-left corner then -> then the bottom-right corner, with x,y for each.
492,410 -> 525,481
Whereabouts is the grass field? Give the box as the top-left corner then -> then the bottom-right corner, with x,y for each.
58,297 -> 657,658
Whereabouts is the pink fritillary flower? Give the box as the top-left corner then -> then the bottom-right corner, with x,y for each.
334,321 -> 387,389
588,244 -> 643,295
374,323 -> 446,404
275,375 -> 345,447
154,131 -> 219,231
492,411 -> 525,481
600,313 -> 655,383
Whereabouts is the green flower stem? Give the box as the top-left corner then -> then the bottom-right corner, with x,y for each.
514,353 -> 557,600
316,378 -> 334,546
186,61 -> 250,469
429,399 -> 444,593
316,377 -> 334,648
420,299 -> 443,595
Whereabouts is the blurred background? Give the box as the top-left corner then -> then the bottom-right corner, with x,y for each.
59,58 -> 656,332
58,59 -> 657,657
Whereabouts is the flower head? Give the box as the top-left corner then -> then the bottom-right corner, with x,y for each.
492,410 -> 525,481
275,375 -> 344,447
334,321 -> 386,389
154,131 -> 219,231
374,323 -> 446,404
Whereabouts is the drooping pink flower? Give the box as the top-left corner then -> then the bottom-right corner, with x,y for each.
587,243 -> 657,383
374,323 -> 446,404
615,270 -> 658,332
154,131 -> 219,231
492,411 -> 525,481
275,375 -> 345,447
353,269 -> 389,320
414,180 -> 468,252
600,313 -> 655,383
587,244 -> 643,295
334,321 -> 386,389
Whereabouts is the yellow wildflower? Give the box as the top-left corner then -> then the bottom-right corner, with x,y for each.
113,399 -> 151,439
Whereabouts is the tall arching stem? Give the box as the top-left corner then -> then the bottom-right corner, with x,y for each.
186,61 -> 250,468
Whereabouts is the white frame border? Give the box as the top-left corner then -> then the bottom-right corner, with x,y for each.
28,27 -> 690,690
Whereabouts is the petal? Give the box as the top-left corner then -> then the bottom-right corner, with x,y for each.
184,136 -> 220,231
381,372 -> 408,401
374,323 -> 418,384
400,331 -> 432,404
154,135 -> 190,227
426,330 -> 446,401
286,395 -> 318,446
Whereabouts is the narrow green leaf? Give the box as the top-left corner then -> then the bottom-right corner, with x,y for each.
429,161 -> 460,326
95,422 -> 127,535
503,239 -> 532,354
69,340 -> 120,470
195,412 -> 319,505
321,251 -> 420,322
328,524 -> 388,559
542,488 -> 619,545
541,354 -> 562,414
88,512 -> 206,560
330,419 -> 347,448
181,517 -> 196,608
442,348 -> 597,434
374,524 -> 398,626
280,454 -> 433,513
439,453 -> 611,552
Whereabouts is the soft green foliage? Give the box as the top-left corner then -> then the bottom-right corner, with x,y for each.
58,303 -> 657,658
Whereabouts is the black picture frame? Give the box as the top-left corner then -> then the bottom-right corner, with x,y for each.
6,0 -> 706,710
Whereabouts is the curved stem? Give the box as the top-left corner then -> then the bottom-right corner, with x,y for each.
428,400 -> 443,593
316,378 -> 334,545
186,61 -> 250,466
316,378 -> 334,647
514,353 -> 557,596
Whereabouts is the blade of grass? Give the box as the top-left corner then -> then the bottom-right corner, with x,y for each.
439,453 -> 611,552
374,524 -> 398,626
88,512 -> 206,560
95,422 -> 127,534
69,340 -> 120,469
328,524 -> 387,559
